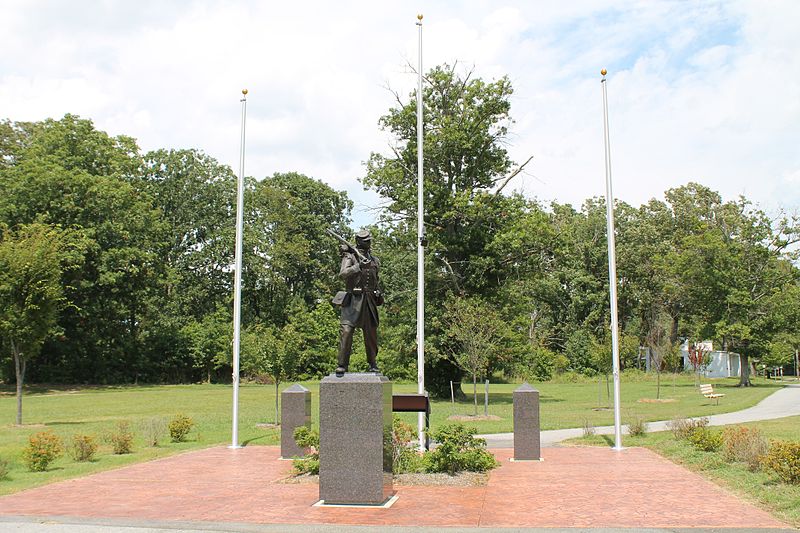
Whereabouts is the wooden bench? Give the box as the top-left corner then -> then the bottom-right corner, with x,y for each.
392,393 -> 430,449
700,384 -> 725,405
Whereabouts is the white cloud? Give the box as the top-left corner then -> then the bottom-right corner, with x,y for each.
1,0 -> 798,226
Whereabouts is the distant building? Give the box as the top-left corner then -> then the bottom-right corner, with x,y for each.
680,340 -> 741,379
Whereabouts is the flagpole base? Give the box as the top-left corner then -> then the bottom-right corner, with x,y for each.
228,445 -> 243,449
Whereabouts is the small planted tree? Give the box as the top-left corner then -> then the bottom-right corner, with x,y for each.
443,297 -> 504,416
646,308 -> 676,400
0,223 -> 67,425
589,334 -> 612,408
242,323 -> 301,424
687,342 -> 710,386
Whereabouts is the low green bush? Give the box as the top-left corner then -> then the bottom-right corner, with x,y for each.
110,421 -> 134,454
168,414 -> 194,443
582,418 -> 596,437
762,440 -> 800,484
22,431 -> 64,472
69,434 -> 98,462
292,426 -> 319,475
0,457 -> 9,480
667,416 -> 709,440
425,423 -> 498,475
392,416 -> 424,474
722,426 -> 768,471
141,417 -> 167,447
627,416 -> 649,437
688,426 -> 723,452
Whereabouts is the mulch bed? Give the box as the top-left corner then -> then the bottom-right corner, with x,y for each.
279,471 -> 489,486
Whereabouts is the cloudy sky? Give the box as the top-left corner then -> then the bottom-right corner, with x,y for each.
2,0 -> 798,226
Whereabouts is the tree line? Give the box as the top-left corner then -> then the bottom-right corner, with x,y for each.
2,64 -> 799,410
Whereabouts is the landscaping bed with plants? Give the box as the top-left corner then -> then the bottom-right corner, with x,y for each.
287,418 -> 498,486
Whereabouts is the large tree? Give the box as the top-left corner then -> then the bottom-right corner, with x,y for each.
0,116 -> 166,383
363,63 -> 532,397
659,185 -> 799,385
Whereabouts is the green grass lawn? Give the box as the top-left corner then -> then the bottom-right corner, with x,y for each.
569,415 -> 800,527
0,374 -> 783,496
414,375 -> 782,434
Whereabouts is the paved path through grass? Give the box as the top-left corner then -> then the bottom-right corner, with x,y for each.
480,383 -> 800,448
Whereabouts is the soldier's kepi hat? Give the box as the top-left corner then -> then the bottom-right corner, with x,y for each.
355,229 -> 372,241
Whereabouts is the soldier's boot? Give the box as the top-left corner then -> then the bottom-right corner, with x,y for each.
335,353 -> 348,377
366,352 -> 379,374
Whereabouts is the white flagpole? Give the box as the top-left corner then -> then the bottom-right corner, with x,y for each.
416,13 -> 426,452
230,88 -> 248,449
601,70 -> 623,451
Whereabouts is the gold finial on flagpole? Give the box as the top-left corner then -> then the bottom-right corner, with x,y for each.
242,89 -> 248,96
601,69 -> 607,77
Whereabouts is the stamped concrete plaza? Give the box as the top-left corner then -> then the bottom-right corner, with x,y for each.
0,445 -> 791,531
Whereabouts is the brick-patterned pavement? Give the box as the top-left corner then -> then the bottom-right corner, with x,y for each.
0,446 -> 787,529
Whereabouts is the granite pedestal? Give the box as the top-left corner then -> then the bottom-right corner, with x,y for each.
319,373 -> 393,505
513,382 -> 541,460
280,384 -> 311,459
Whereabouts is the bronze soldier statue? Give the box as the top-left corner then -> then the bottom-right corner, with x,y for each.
332,229 -> 383,377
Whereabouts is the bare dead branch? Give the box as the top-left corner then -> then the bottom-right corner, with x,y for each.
494,155 -> 534,196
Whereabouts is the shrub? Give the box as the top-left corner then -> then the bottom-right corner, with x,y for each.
688,426 -> 723,452
0,457 -> 9,480
141,417 -> 167,447
722,426 -> 768,471
292,426 -> 319,475
425,423 -> 499,475
168,414 -> 194,443
392,416 -> 424,474
515,345 -> 555,382
110,421 -> 134,454
667,416 -> 709,440
22,431 -> 64,472
762,440 -> 800,484
582,418 -> 596,437
626,416 -> 649,437
69,434 -> 98,462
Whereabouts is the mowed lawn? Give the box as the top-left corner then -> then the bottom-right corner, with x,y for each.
0,375 -> 783,495
570,413 -> 800,527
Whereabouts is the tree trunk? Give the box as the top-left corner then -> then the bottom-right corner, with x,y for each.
12,340 -> 25,425
275,380 -> 280,424
795,350 -> 799,378
597,375 -> 602,407
669,315 -> 679,345
738,353 -> 752,387
472,372 -> 477,416
656,370 -> 661,399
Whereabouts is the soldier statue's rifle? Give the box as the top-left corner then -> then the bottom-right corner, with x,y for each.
326,229 -> 371,265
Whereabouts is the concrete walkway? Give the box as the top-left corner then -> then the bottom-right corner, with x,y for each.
480,383 -> 800,448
